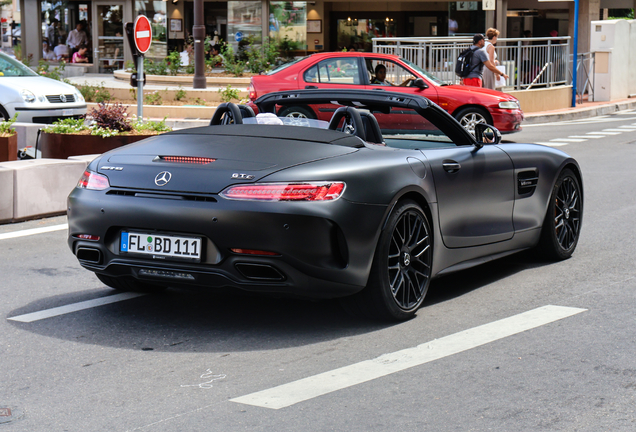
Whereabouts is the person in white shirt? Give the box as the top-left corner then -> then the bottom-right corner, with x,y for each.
45,19 -> 58,47
67,22 -> 88,49
54,36 -> 70,61
42,41 -> 57,60
482,28 -> 500,90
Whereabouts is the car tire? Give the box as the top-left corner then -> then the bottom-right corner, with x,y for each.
96,273 -> 167,293
537,168 -> 583,260
341,200 -> 433,321
453,106 -> 491,135
278,106 -> 317,120
0,105 -> 10,121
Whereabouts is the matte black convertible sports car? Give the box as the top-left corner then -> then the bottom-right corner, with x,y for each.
67,90 -> 583,320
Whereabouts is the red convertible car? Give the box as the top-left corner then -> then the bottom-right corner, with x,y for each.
249,52 -> 524,134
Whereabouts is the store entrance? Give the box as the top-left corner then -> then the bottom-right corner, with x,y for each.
93,2 -> 125,73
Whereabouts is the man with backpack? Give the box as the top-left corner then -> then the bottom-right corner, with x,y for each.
457,34 -> 508,87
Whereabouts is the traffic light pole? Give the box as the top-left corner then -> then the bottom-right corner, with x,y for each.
193,0 -> 206,89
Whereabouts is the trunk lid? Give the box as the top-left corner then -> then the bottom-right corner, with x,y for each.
99,126 -> 359,194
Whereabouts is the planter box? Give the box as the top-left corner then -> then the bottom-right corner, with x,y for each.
39,132 -> 156,160
0,133 -> 17,162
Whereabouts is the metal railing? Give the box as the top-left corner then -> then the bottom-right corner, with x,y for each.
372,36 -> 571,91
571,52 -> 595,103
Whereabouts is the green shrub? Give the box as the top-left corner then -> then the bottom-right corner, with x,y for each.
74,81 -> 111,103
218,84 -> 240,103
144,91 -> 163,105
166,51 -> 181,76
174,86 -> 187,101
0,114 -> 18,135
134,117 -> 171,133
41,117 -> 88,134
222,45 -> 246,77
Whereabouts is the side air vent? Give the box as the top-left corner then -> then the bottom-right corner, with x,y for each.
518,170 -> 539,195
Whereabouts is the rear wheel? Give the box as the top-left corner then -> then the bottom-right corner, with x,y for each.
96,273 -> 167,293
537,168 -> 582,260
454,107 -> 491,136
278,106 -> 316,124
341,200 -> 433,321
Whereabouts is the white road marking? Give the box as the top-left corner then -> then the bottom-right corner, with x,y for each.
602,129 -> 626,132
0,224 -> 68,241
568,135 -> 603,139
618,125 -> 636,129
550,138 -> 586,142
7,292 -> 146,323
536,142 -> 569,147
587,131 -> 620,135
230,305 -> 587,409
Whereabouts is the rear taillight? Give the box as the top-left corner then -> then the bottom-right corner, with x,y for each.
77,170 -> 110,190
248,84 -> 257,101
220,182 -> 345,201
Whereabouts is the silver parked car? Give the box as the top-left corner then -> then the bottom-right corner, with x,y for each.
0,52 -> 86,123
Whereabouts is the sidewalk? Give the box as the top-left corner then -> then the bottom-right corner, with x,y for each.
523,97 -> 636,124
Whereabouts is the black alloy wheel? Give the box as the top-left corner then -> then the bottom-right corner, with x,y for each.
538,168 -> 582,260
341,200 -> 433,321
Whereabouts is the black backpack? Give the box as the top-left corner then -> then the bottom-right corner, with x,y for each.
455,47 -> 477,78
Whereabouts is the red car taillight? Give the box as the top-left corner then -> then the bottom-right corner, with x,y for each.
77,170 -> 110,190
248,84 -> 257,101
221,182 -> 345,201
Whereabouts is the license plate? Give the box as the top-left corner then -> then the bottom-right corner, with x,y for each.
121,232 -> 202,262
62,109 -> 73,116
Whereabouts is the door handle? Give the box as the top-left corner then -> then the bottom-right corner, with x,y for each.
443,161 -> 461,173
305,85 -> 318,89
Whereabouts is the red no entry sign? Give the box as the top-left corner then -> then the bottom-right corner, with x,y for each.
134,15 -> 152,54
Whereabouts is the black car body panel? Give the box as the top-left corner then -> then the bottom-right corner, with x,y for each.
68,89 -> 582,303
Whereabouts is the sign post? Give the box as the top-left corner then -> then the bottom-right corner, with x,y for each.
133,15 -> 152,121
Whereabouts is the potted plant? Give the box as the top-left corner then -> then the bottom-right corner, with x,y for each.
38,103 -> 171,159
0,114 -> 18,162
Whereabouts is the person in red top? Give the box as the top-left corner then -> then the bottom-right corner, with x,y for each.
72,44 -> 89,63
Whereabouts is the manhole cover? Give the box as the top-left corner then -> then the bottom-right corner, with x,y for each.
0,406 -> 25,424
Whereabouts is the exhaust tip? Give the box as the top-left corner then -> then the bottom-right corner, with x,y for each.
76,247 -> 102,264
235,263 -> 285,281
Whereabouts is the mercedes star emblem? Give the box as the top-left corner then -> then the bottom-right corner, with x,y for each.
60,94 -> 67,103
154,171 -> 172,186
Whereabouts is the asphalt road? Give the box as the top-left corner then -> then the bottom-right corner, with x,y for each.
2,111 -> 636,431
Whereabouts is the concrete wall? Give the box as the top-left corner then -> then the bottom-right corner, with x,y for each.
508,86 -> 572,113
0,159 -> 86,222
590,19 -> 636,101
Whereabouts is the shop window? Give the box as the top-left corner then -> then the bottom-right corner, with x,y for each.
227,1 -> 262,50
304,58 -> 361,85
135,1 -> 167,59
269,1 -> 306,52
41,1 -> 92,62
337,18 -> 395,52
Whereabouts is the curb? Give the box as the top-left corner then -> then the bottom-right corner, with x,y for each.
523,99 -> 636,125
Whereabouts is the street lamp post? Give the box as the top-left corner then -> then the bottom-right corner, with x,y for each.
571,0 -> 579,107
193,0 -> 206,89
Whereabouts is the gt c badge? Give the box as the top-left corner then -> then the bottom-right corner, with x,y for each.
155,171 -> 172,186
231,173 -> 255,180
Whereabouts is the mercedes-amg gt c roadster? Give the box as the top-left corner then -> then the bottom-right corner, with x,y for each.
68,90 -> 583,320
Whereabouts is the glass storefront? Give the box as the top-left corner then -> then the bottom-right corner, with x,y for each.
41,1 -> 92,62
135,0 -> 167,59
269,1 -> 306,51
337,18 -> 396,52
95,4 -> 124,72
227,1 -> 262,50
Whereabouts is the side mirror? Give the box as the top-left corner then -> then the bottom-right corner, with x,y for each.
474,124 -> 501,147
413,78 -> 427,89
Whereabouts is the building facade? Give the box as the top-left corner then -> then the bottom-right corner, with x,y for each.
14,0 -> 636,71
